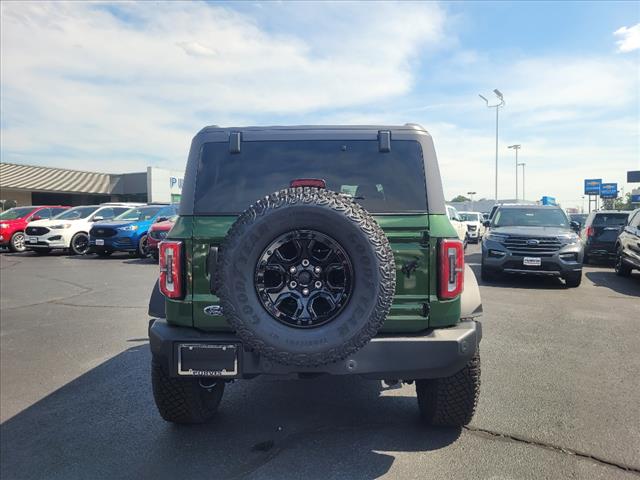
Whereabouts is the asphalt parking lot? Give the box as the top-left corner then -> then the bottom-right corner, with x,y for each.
1,244 -> 639,480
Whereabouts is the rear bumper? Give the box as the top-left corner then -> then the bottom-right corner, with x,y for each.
148,318 -> 482,380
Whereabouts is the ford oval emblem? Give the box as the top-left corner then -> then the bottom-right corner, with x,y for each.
527,239 -> 540,245
204,305 -> 224,316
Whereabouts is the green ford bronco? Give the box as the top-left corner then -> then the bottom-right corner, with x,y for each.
148,125 -> 483,426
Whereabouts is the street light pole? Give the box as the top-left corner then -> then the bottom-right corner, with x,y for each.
518,162 -> 526,201
479,90 -> 505,202
467,191 -> 476,210
508,144 -> 521,201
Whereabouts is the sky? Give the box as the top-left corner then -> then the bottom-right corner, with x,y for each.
1,1 -> 639,209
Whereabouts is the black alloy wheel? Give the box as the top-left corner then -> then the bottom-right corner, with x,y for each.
70,233 -> 90,255
255,230 -> 354,329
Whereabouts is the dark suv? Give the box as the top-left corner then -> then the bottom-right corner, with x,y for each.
614,208 -> 640,276
581,210 -> 630,264
148,125 -> 483,426
481,205 -> 583,287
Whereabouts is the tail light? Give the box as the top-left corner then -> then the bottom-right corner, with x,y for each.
585,226 -> 594,238
159,240 -> 183,298
438,238 -> 464,299
290,178 -> 326,188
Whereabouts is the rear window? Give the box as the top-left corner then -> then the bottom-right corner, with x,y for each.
193,140 -> 427,214
592,213 -> 628,226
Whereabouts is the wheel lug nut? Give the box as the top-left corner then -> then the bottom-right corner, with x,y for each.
314,281 -> 322,288
302,288 -> 310,296
290,281 -> 297,288
302,259 -> 310,267
314,266 -> 321,274
289,266 -> 297,274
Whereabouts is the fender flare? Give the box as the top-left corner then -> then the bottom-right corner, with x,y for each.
460,264 -> 483,320
148,279 -> 166,318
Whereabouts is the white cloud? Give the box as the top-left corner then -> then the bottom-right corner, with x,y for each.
614,23 -> 640,53
0,1 -> 446,170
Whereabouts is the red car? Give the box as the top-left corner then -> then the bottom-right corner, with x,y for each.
0,205 -> 70,252
147,216 -> 177,260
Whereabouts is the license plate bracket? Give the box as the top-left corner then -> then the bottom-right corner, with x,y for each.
523,257 -> 542,267
177,343 -> 238,377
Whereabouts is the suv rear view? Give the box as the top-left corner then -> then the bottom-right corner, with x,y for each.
148,125 -> 483,427
582,211 -> 630,264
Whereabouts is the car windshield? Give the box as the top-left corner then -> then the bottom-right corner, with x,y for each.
194,140 -> 428,214
569,214 -> 588,224
459,213 -> 480,222
592,213 -> 628,226
493,208 -> 569,228
115,206 -> 164,221
0,207 -> 34,220
54,206 -> 99,220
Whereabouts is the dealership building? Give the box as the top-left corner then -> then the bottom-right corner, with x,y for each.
0,162 -> 184,208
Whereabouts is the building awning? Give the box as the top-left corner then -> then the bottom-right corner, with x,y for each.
0,162 -> 111,194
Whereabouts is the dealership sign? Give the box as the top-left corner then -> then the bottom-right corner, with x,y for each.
584,179 -> 601,195
169,176 -> 184,192
599,183 -> 618,199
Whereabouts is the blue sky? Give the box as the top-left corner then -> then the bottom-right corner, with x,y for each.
1,1 -> 638,208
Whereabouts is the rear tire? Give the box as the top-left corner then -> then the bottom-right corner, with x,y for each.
614,248 -> 632,277
9,231 -> 26,253
70,232 -> 90,255
151,357 -> 225,424
416,351 -> 480,427
137,234 -> 149,258
564,271 -> 582,288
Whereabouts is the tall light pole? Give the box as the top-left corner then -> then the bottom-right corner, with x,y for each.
518,162 -> 526,201
508,144 -> 521,201
479,89 -> 505,201
467,191 -> 476,210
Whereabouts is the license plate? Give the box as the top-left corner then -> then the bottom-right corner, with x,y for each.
178,344 -> 238,377
28,237 -> 38,243
523,257 -> 542,267
95,239 -> 104,246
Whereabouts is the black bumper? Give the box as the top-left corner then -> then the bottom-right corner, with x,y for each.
149,318 -> 482,380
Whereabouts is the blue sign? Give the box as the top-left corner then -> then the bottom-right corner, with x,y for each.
631,194 -> 640,204
584,179 -> 601,195
600,183 -> 618,199
541,196 -> 557,206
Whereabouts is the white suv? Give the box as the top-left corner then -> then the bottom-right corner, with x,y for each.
24,203 -> 141,255
446,205 -> 469,246
458,211 -> 486,244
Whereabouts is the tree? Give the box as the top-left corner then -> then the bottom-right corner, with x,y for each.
450,195 -> 471,203
613,193 -> 634,211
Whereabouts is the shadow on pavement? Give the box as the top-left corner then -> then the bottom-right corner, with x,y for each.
585,270 -> 640,297
0,346 -> 460,480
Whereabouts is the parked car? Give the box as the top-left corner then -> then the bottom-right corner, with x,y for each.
446,205 -> 468,246
148,124 -> 483,426
147,215 -> 177,260
614,208 -> 640,276
481,204 -> 583,287
25,204 -> 136,255
89,204 -> 177,257
581,211 -> 630,264
0,205 -> 69,252
459,211 -> 485,243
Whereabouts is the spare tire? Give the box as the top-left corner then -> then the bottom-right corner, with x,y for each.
216,187 -> 395,367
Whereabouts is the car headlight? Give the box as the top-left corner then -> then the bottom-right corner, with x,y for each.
50,223 -> 72,229
0,223 -> 9,229
557,234 -> 579,245
486,232 -> 508,243
119,225 -> 138,231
